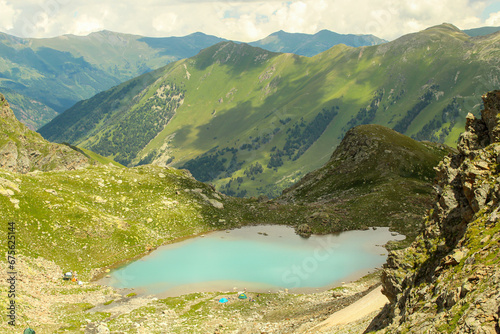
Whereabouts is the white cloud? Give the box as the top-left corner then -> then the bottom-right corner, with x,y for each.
485,10 -> 500,25
152,13 -> 179,34
0,1 -> 20,31
0,0 -> 494,41
72,15 -> 104,36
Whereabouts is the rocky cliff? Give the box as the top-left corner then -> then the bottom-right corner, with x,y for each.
368,91 -> 500,333
0,93 -> 90,173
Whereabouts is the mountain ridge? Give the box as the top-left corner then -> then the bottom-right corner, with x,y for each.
249,29 -> 387,56
463,25 -> 500,37
38,23 -> 500,197
0,28 -> 385,129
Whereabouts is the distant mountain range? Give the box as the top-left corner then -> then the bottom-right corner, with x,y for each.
38,24 -> 500,197
0,29 -> 386,129
249,29 -> 386,57
462,26 -> 500,37
1,25 -> 497,129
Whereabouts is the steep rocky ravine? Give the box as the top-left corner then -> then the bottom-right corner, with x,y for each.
368,90 -> 500,333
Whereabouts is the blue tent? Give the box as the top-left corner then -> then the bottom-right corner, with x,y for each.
219,298 -> 228,303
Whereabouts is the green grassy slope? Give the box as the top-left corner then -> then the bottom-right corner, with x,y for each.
38,24 -> 500,197
0,165 -> 251,280
280,124 -> 453,240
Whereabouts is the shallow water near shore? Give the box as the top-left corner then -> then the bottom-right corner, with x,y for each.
104,225 -> 405,296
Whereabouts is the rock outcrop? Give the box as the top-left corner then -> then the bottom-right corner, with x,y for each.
368,90 -> 500,333
279,124 -> 451,238
0,94 -> 15,119
0,93 -> 90,173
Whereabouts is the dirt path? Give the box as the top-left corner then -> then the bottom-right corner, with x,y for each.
308,285 -> 387,332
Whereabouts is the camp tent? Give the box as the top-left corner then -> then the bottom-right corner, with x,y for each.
63,272 -> 72,280
24,328 -> 36,334
219,298 -> 228,303
238,293 -> 247,299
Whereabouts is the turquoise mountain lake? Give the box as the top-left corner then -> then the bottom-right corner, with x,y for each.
106,225 -> 404,296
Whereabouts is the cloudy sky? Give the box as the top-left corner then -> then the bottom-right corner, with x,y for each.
1,0 -> 499,41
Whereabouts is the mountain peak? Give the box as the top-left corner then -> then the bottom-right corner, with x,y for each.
89,30 -> 124,36
390,22 -> 470,46
315,29 -> 340,37
280,123 -> 450,237
194,41 -> 279,70
421,23 -> 470,39
187,32 -> 208,37
424,22 -> 461,33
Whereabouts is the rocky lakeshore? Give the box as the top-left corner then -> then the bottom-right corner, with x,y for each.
0,253 -> 387,333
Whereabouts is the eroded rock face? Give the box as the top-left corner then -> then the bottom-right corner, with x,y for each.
0,94 -> 15,119
0,94 -> 90,173
369,91 -> 500,333
482,90 -> 500,143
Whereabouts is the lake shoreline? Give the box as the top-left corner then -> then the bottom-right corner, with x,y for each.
99,225 -> 404,297
92,222 -> 405,283
91,228 -> 220,282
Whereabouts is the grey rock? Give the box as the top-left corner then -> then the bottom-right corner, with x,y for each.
96,324 -> 110,334
457,113 -> 490,155
452,250 -> 465,264
208,199 -> 224,209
